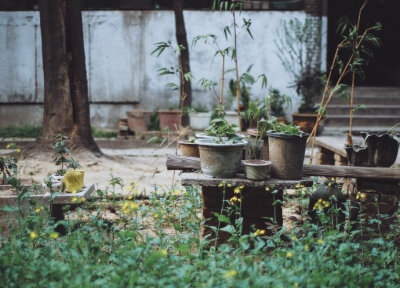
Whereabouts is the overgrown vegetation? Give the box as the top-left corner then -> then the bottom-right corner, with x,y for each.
1,179 -> 400,287
0,125 -> 41,138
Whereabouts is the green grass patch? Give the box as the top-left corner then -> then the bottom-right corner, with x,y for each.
0,125 -> 41,138
91,127 -> 117,138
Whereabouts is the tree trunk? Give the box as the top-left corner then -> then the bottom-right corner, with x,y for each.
173,0 -> 192,127
37,0 -> 101,154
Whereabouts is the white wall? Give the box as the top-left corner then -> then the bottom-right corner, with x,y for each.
0,10 -> 327,128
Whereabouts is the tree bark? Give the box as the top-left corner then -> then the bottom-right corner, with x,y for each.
37,0 -> 101,154
173,0 -> 192,127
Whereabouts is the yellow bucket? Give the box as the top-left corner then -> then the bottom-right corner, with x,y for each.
63,169 -> 85,193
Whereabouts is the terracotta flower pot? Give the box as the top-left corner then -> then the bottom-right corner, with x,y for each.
179,140 -> 200,158
158,110 -> 181,130
292,113 -> 323,135
126,110 -> 151,133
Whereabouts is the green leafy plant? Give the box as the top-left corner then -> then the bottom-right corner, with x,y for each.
276,17 -> 325,113
265,89 -> 292,118
243,100 -> 267,128
272,122 -> 302,136
53,134 -> 81,176
205,118 -> 240,143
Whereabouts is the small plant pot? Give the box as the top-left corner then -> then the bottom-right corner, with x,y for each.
268,132 -> 308,180
158,110 -> 181,130
361,131 -> 399,167
189,112 -> 211,130
63,169 -> 85,193
179,140 -> 200,158
243,160 -> 271,180
196,138 -> 247,178
292,113 -> 323,135
247,128 -> 269,160
126,110 -> 151,133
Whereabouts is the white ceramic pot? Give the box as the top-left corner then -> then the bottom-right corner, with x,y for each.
189,112 -> 212,130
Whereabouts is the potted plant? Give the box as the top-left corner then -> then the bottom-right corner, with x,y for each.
196,118 -> 247,178
126,109 -> 152,133
243,119 -> 273,180
276,18 -> 325,134
267,122 -> 308,180
267,88 -> 291,123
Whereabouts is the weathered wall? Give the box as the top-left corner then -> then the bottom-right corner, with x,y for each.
0,11 -> 327,129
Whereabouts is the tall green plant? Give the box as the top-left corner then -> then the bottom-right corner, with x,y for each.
276,17 -> 324,113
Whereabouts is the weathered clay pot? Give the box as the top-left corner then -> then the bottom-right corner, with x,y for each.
268,132 -> 308,180
126,110 -> 151,133
196,139 -> 247,178
292,113 -> 323,135
344,144 -> 368,167
243,160 -> 271,180
179,140 -> 200,158
158,110 -> 181,130
361,131 -> 399,167
247,128 -> 269,160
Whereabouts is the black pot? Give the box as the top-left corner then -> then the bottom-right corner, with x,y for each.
344,144 -> 368,167
361,131 -> 399,167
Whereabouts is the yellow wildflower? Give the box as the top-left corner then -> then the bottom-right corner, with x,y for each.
49,232 -> 59,239
229,196 -> 241,205
254,229 -> 266,237
317,239 -> 324,245
304,244 -> 309,251
265,187 -> 270,191
160,249 -> 168,256
227,183 -> 232,187
30,231 -> 38,240
172,189 -> 182,196
234,187 -> 241,194
218,182 -> 224,187
35,208 -> 41,213
286,252 -> 293,258
127,195 -> 133,200
71,197 -> 78,203
154,213 -> 159,219
121,201 -> 139,214
294,283 -> 299,288
223,270 -> 238,278
291,236 -> 297,241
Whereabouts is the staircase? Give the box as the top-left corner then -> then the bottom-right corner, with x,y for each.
323,87 -> 400,135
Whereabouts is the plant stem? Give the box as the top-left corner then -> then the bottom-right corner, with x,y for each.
232,9 -> 242,131
219,53 -> 225,116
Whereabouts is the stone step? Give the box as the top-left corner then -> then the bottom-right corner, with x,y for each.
327,105 -> 400,116
324,115 -> 400,127
329,86 -> 400,105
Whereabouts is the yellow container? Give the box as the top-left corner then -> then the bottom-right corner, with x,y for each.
63,169 -> 85,193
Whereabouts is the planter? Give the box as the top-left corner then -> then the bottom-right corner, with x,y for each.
361,131 -> 399,167
63,169 -> 85,193
344,144 -> 368,167
179,140 -> 200,158
189,112 -> 211,131
292,113 -> 323,135
158,110 -> 181,130
243,160 -> 271,180
126,110 -> 151,133
196,139 -> 247,178
268,132 -> 308,180
247,128 -> 269,160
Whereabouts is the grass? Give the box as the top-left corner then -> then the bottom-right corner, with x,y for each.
0,125 -> 41,138
1,180 -> 400,287
0,126 -> 117,139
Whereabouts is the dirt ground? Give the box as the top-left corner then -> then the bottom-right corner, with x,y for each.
17,140 -> 178,197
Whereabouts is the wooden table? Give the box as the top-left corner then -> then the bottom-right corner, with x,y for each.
181,172 -> 312,242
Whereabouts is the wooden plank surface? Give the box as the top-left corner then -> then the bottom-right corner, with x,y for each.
167,155 -> 400,180
181,173 -> 313,188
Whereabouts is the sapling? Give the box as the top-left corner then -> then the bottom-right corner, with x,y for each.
53,134 -> 81,175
